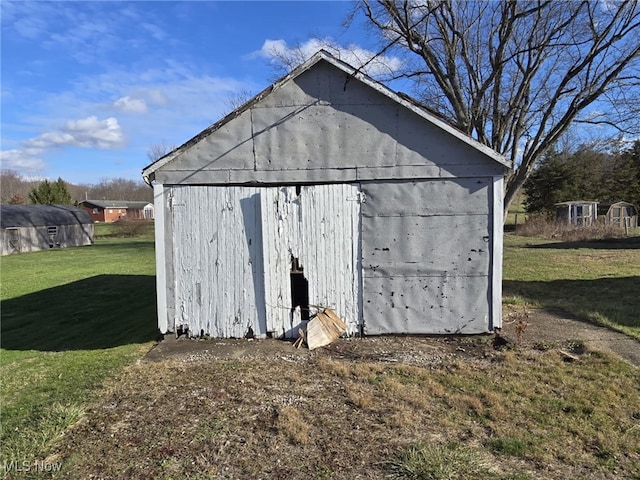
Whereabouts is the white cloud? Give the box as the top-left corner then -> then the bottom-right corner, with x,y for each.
0,148 -> 46,173
24,116 -> 124,150
64,116 -> 124,148
257,39 -> 289,58
254,38 -> 403,77
13,16 -> 47,40
141,22 -> 167,41
145,89 -> 169,106
114,96 -> 148,113
1,116 -> 124,177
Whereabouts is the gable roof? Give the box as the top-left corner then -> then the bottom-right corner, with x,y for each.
80,200 -> 152,210
143,50 -> 509,183
1,205 -> 93,228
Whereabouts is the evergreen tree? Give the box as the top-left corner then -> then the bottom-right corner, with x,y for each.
524,152 -> 577,216
28,178 -> 73,205
613,141 -> 640,206
525,142 -> 640,215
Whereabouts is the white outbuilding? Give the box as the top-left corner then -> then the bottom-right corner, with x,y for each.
142,50 -> 511,339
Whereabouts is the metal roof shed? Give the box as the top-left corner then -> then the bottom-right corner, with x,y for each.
142,50 -> 511,339
1,205 -> 94,256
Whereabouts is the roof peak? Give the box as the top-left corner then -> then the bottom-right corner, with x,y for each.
142,49 -> 509,180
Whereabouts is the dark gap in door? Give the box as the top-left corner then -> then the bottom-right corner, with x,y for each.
290,255 -> 309,321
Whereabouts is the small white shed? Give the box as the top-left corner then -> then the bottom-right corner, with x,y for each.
142,50 -> 511,339
555,201 -> 598,226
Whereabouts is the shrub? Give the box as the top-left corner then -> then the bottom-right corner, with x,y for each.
112,219 -> 153,237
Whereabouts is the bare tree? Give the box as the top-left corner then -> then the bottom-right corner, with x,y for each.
0,169 -> 38,203
146,141 -> 176,163
223,89 -> 256,115
86,178 -> 153,202
358,0 -> 640,214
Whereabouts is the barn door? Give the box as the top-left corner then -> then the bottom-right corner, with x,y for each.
7,228 -> 21,254
261,184 -> 362,338
171,186 -> 267,338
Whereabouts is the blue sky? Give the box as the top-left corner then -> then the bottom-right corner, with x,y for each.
1,1 -> 402,184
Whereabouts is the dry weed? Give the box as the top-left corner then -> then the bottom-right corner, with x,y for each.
315,357 -> 350,377
516,216 -> 630,241
381,376 -> 405,395
388,405 -> 416,429
351,361 -> 385,378
275,405 -> 309,445
345,384 -> 374,409
395,384 -> 430,410
478,389 -> 508,422
49,337 -> 640,480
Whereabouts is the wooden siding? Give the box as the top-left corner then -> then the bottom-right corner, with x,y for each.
167,184 -> 361,338
154,184 -> 171,333
490,176 -> 504,331
261,184 -> 361,337
361,179 -> 493,334
171,186 -> 265,338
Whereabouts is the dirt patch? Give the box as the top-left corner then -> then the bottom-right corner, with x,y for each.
500,307 -> 640,367
144,308 -> 639,367
49,311 -> 639,480
143,334 -> 484,366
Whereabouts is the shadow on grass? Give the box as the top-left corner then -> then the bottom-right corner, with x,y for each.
91,241 -> 156,253
1,274 -> 159,351
525,236 -> 640,250
504,276 -> 640,332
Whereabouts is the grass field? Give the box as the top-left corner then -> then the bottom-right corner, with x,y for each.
1,224 -> 639,479
0,224 -> 158,469
503,234 -> 640,340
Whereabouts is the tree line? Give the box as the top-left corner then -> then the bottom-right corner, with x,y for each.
0,170 -> 153,206
524,140 -> 640,216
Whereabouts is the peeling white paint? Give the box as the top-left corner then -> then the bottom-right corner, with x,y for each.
170,184 -> 361,339
262,184 -> 361,337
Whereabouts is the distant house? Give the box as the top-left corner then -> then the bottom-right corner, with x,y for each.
555,201 -> 598,226
598,201 -> 638,228
1,205 -> 94,256
79,200 -> 154,222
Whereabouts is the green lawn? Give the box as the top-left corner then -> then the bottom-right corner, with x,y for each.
0,225 -> 158,465
1,222 -> 639,475
503,233 -> 640,340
